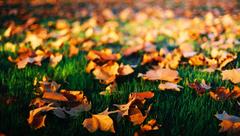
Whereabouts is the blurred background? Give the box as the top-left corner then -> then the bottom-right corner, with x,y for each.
0,0 -> 239,20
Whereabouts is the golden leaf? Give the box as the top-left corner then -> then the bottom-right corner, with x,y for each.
221,69 -> 240,84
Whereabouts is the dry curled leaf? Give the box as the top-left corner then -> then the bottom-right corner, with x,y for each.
92,61 -> 119,84
38,76 -> 61,93
113,97 -> 136,117
188,80 -> 211,95
210,86 -> 240,100
82,110 -> 115,133
215,111 -> 240,135
128,105 -> 151,126
29,78 -> 91,129
28,104 -> 55,129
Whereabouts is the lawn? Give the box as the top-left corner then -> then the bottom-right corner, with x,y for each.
1,2 -> 240,136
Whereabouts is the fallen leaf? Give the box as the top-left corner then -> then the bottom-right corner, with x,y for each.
114,98 -> 136,117
92,61 -> 119,84
118,63 -> 134,76
159,82 -> 183,91
221,69 -> 240,84
129,91 -> 154,101
188,54 -> 206,66
215,111 -> 240,122
215,111 -> 240,135
86,61 -> 97,73
209,87 -> 231,100
42,92 -> 68,101
188,80 -> 211,95
87,49 -> 121,62
230,86 -> 240,99
49,53 -> 63,67
128,105 -> 151,125
138,68 -> 181,83
83,111 -> 115,133
28,104 -> 55,129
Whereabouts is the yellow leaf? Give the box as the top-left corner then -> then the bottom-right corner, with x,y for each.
221,69 -> 240,84
83,114 -> 115,133
118,64 -> 134,76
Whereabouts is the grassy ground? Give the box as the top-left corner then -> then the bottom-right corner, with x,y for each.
0,18 -> 240,136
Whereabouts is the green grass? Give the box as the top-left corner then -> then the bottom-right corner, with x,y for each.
0,48 -> 239,136
1,18 -> 240,136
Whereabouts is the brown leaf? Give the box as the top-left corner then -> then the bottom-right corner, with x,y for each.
114,98 -> 136,117
128,105 -> 151,126
188,80 -> 211,95
128,107 -> 147,125
209,87 -> 231,100
42,92 -> 68,101
38,77 -> 61,93
27,104 -> 55,129
215,111 -> 240,135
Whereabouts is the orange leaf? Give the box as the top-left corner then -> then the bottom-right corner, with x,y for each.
83,113 -> 115,133
221,69 -> 240,84
130,91 -> 154,101
27,104 -> 55,129
92,61 -> 119,84
42,92 -> 68,101
118,64 -> 134,76
138,68 -> 181,83
209,87 -> 231,101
